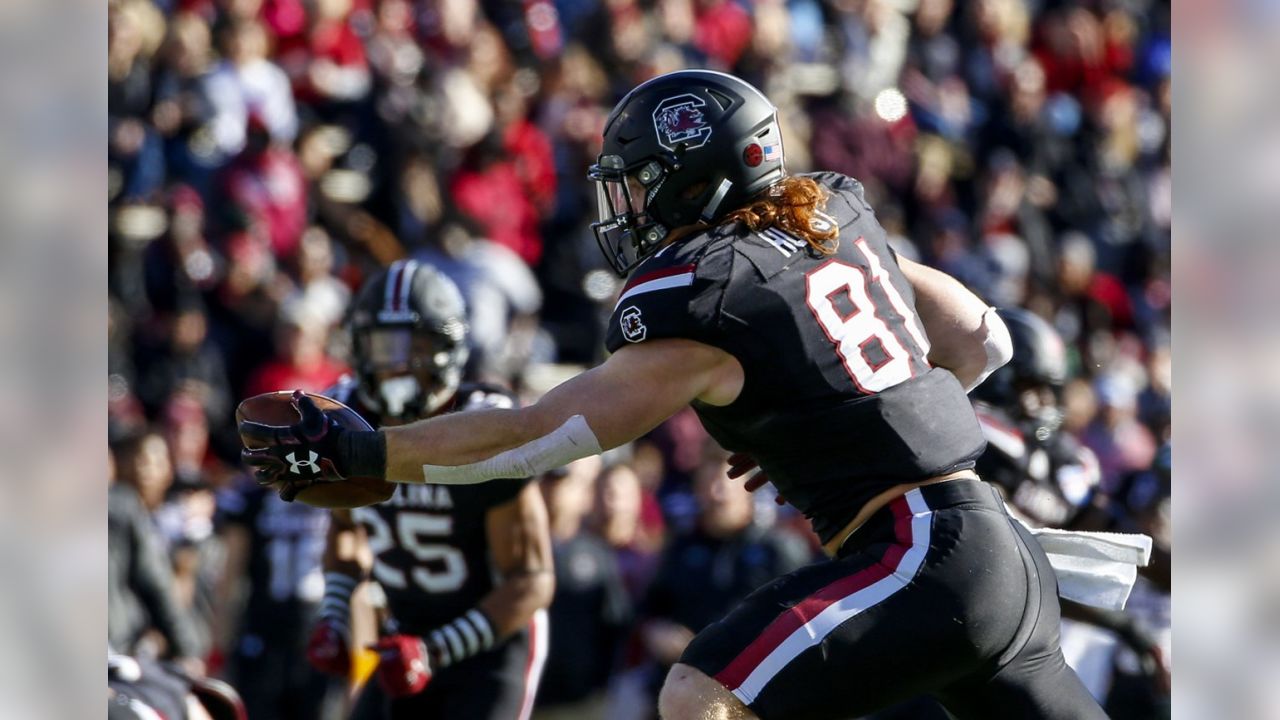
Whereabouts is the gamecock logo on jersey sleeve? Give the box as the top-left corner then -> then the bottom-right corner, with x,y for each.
653,94 -> 713,152
620,306 -> 647,343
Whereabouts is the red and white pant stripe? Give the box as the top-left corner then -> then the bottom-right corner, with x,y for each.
714,489 -> 935,705
516,609 -> 549,720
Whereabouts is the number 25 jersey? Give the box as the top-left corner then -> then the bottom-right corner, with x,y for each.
605,172 -> 987,544
330,379 -> 530,634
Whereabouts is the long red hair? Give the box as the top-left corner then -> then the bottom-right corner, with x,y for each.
721,176 -> 839,254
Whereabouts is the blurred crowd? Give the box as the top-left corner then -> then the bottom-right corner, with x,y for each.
107,0 -> 1171,714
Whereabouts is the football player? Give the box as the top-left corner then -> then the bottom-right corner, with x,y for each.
304,260 -> 553,720
244,71 -> 1106,719
971,308 -> 1103,529
215,473 -> 337,719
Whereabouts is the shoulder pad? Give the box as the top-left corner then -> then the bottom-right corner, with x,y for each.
605,233 -> 732,352
324,375 -> 360,406
732,224 -> 814,281
804,171 -> 870,214
975,408 -> 1026,460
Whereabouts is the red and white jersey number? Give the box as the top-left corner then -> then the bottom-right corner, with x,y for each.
804,238 -> 930,393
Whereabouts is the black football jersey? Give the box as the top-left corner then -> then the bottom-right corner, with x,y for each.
217,479 -> 330,621
974,404 -> 1101,528
328,378 -> 530,634
605,172 -> 987,543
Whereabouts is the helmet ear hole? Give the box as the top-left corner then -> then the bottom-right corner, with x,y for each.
637,161 -> 663,185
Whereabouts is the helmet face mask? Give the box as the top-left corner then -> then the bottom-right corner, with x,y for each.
590,156 -> 670,276
589,70 -> 786,277
1014,380 -> 1063,436
355,327 -> 459,421
976,308 -> 1068,434
348,261 -> 469,423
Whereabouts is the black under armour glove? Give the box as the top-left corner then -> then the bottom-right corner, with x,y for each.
240,390 -> 386,501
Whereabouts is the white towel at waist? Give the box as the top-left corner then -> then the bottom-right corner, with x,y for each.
1020,521 -> 1154,611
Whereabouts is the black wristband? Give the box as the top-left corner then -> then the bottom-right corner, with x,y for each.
341,430 -> 387,479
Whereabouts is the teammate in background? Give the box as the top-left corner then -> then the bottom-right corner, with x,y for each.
244,71 -> 1105,719
305,260 -> 554,720
971,308 -> 1103,529
214,473 -> 338,719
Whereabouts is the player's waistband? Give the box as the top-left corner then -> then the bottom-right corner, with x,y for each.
834,477 -> 1004,560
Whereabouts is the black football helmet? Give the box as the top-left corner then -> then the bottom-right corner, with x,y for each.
976,308 -> 1068,431
589,70 -> 786,276
348,260 -> 469,422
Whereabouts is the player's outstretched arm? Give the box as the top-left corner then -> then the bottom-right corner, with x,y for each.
897,256 -> 1012,391
381,338 -> 742,483
240,340 -> 742,489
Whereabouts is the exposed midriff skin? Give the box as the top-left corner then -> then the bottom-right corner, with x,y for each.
822,469 -> 980,557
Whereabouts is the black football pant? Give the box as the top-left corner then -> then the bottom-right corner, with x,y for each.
681,478 -> 1108,720
350,622 -> 545,720
230,610 -> 341,720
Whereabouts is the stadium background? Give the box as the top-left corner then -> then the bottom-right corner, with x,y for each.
107,0 -> 1171,715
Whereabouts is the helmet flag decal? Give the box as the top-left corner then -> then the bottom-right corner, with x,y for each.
652,94 -> 713,152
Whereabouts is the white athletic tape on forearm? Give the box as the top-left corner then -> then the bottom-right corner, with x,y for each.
420,415 -> 603,485
964,307 -> 1014,392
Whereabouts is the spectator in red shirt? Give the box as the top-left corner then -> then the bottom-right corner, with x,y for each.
494,79 -> 557,217
449,134 -> 545,266
244,301 -> 348,397
218,113 -> 308,258
276,0 -> 372,107
693,0 -> 752,69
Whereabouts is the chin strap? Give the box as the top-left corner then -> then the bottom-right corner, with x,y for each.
418,415 -> 603,484
699,178 -> 734,222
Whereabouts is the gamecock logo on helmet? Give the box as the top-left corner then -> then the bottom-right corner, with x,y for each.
652,94 -> 713,152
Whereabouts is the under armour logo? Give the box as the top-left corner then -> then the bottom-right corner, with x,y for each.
287,451 -> 321,475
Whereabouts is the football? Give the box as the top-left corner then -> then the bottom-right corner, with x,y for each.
236,391 -> 397,508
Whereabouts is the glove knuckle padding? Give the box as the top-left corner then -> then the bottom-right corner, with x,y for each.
295,396 -> 330,442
